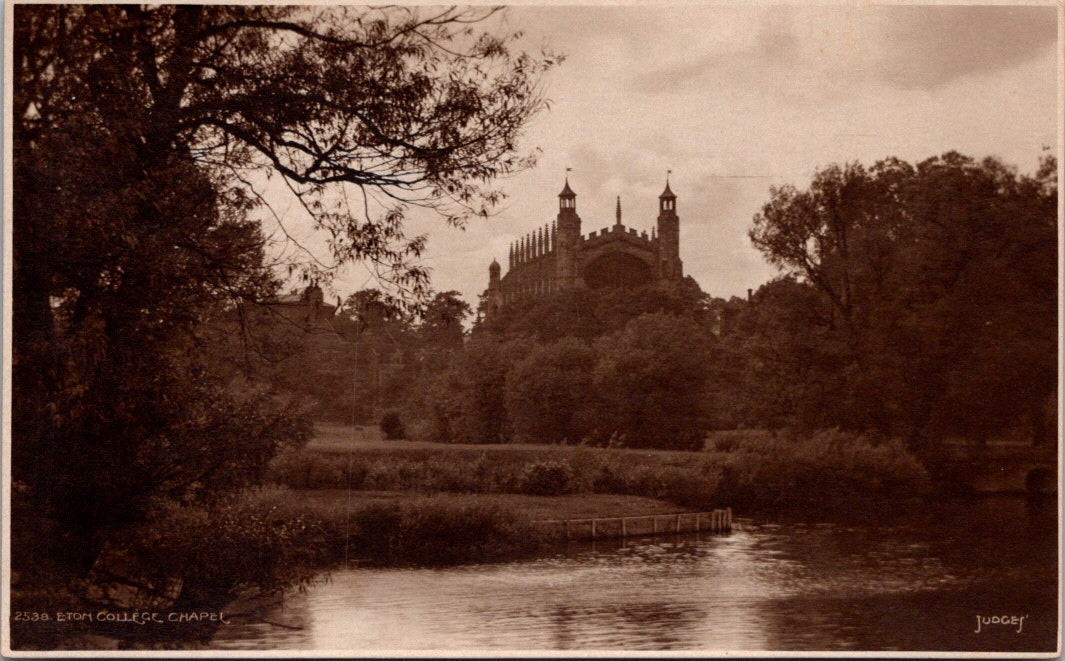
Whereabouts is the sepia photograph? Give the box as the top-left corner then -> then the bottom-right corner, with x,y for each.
2,2 -> 1061,655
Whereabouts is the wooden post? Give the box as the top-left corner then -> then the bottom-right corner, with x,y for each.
621,517 -> 627,537
726,507 -> 732,530
675,513 -> 681,533
565,519 -> 570,541
591,518 -> 597,539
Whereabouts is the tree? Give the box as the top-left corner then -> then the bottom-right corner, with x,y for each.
474,278 -> 711,341
749,153 -> 1057,445
592,313 -> 715,449
13,5 -> 556,557
407,337 -> 531,444
713,277 -> 852,431
505,337 -> 597,444
418,291 -> 473,349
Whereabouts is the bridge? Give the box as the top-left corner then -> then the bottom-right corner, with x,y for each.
924,442 -> 1058,495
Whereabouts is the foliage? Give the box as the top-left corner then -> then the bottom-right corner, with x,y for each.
405,304 -> 716,450
266,430 -> 927,510
406,337 -> 533,444
114,487 -> 551,606
591,313 -> 715,449
12,4 -> 556,575
348,498 -> 549,566
120,488 -> 336,608
516,460 -> 576,496
747,153 -> 1057,446
504,338 -> 597,444
474,278 -> 711,341
709,277 -> 851,431
380,411 -> 407,440
716,429 -> 930,508
418,291 -> 473,349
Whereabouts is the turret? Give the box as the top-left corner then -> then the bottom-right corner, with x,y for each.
555,178 -> 582,288
559,178 -> 576,211
485,258 -> 503,312
656,179 -> 682,280
489,258 -> 500,286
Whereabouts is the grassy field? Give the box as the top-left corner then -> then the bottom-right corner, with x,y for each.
288,489 -> 688,521
308,422 -> 709,460
290,422 -> 707,528
277,423 -> 930,514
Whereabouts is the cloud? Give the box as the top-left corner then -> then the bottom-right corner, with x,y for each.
629,6 -> 1057,97
872,6 -> 1057,90
631,9 -> 802,95
328,5 -> 1057,307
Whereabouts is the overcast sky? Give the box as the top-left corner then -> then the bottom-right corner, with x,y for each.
331,4 -> 1059,306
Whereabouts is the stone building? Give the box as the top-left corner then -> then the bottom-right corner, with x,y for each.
483,179 -> 684,313
269,283 -> 337,328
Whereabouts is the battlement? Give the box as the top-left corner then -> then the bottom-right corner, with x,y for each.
582,224 -> 654,247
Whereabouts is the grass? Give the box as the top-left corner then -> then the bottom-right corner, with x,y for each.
9,425 -> 932,651
274,424 -> 930,513
309,422 -> 707,459
287,489 -> 688,521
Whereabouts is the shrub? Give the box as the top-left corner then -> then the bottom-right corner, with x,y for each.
380,411 -> 406,440
516,460 -> 575,496
715,428 -> 930,509
349,498 -> 551,565
266,448 -> 349,489
116,488 -> 338,609
264,428 -> 927,512
706,428 -> 778,452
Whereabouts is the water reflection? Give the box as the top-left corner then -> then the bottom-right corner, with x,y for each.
212,497 -> 1057,652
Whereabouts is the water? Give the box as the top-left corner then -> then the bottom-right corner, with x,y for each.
213,497 -> 1058,652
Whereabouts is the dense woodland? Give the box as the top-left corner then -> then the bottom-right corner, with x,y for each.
252,153 -> 1057,453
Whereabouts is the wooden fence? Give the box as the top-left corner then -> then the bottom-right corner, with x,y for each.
537,507 -> 732,541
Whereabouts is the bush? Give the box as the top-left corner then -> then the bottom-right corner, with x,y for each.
706,428 -> 778,452
349,498 -> 551,565
117,488 -> 338,609
516,460 -> 575,496
380,411 -> 406,440
267,448 -> 350,489
264,428 -> 928,512
715,428 -> 930,509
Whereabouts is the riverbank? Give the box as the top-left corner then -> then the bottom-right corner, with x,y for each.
8,425 -> 934,651
212,495 -> 1058,653
288,489 -> 686,521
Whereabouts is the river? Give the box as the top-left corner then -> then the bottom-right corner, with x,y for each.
212,496 -> 1058,652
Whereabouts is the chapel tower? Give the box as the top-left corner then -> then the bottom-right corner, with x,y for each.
656,180 -> 682,281
555,179 -> 582,289
485,175 -> 686,311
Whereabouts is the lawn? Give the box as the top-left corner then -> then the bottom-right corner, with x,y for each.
307,422 -> 709,463
291,424 -> 704,521
287,489 -> 689,521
